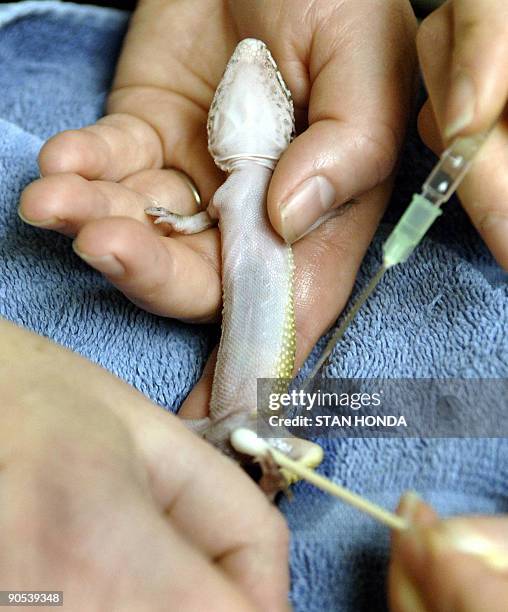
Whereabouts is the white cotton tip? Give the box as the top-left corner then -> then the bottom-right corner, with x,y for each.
230,428 -> 270,457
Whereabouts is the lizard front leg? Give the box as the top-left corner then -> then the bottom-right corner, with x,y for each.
145,206 -> 216,234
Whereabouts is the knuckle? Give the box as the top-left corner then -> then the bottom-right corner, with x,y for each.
455,15 -> 483,39
41,129 -> 84,155
454,15 -> 508,55
358,129 -> 399,185
29,172 -> 83,200
37,130 -> 87,174
19,176 -> 44,202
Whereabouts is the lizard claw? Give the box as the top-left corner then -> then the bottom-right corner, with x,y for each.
144,205 -> 181,226
144,205 -> 174,217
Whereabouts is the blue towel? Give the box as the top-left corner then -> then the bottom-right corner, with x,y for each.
0,3 -> 507,610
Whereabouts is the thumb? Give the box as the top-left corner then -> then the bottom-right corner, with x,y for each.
444,0 -> 508,140
390,492 -> 508,612
268,120 -> 398,244
266,1 -> 416,244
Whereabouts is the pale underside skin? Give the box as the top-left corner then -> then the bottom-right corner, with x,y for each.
208,165 -> 294,421
146,39 -> 323,480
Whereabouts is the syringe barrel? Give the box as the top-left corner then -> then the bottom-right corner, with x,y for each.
382,194 -> 442,267
422,132 -> 489,206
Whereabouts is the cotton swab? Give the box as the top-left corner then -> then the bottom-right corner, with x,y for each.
231,428 -> 408,531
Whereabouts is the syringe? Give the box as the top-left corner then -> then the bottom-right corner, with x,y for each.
303,128 -> 493,384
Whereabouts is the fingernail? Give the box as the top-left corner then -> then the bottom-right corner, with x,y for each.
434,522 -> 508,572
280,176 -> 336,243
481,214 -> 508,264
397,492 -> 427,562
72,243 -> 125,276
445,71 -> 476,140
396,491 -> 440,571
397,571 -> 429,612
400,491 -> 422,523
18,207 -> 64,229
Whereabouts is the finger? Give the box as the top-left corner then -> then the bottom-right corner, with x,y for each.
178,346 -> 218,419
391,491 -> 439,551
132,506 -> 260,612
389,493 -> 438,612
99,386 -> 290,611
39,104 -> 222,206
0,322 -> 289,610
1,473 -> 258,612
444,0 -> 508,140
122,168 -> 203,212
292,182 -> 393,363
417,2 -> 454,125
417,3 -> 508,270
166,469 -> 290,612
393,520 -> 508,611
39,113 -> 164,182
0,400 -> 256,609
391,494 -> 508,612
266,0 -> 417,242
72,217 -> 221,321
107,87 -> 223,203
104,0 -> 231,199
417,99 -> 444,154
388,560 -> 429,612
456,129 -> 508,270
19,170 -> 201,237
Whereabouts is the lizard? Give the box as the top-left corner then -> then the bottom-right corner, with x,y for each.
145,38 -> 323,489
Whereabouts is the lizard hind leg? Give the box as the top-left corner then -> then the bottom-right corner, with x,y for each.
277,437 -> 324,486
255,437 -> 325,497
258,452 -> 290,498
231,429 -> 324,494
256,438 -> 324,497
145,206 -> 216,235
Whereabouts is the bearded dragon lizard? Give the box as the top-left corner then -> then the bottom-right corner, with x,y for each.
146,39 -> 323,487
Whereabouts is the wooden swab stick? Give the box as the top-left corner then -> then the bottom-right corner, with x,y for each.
270,448 -> 407,531
231,429 -> 408,532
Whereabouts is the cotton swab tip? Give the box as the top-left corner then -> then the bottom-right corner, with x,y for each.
231,428 -> 270,457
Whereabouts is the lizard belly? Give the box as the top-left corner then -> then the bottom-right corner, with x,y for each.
209,165 -> 295,423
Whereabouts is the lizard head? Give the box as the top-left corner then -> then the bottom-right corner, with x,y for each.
207,38 -> 295,172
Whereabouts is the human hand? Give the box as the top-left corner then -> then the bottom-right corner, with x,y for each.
19,0 -> 417,411
417,0 -> 508,270
389,492 -> 508,612
0,319 -> 289,611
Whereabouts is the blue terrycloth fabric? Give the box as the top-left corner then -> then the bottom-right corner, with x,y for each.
0,3 -> 507,611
